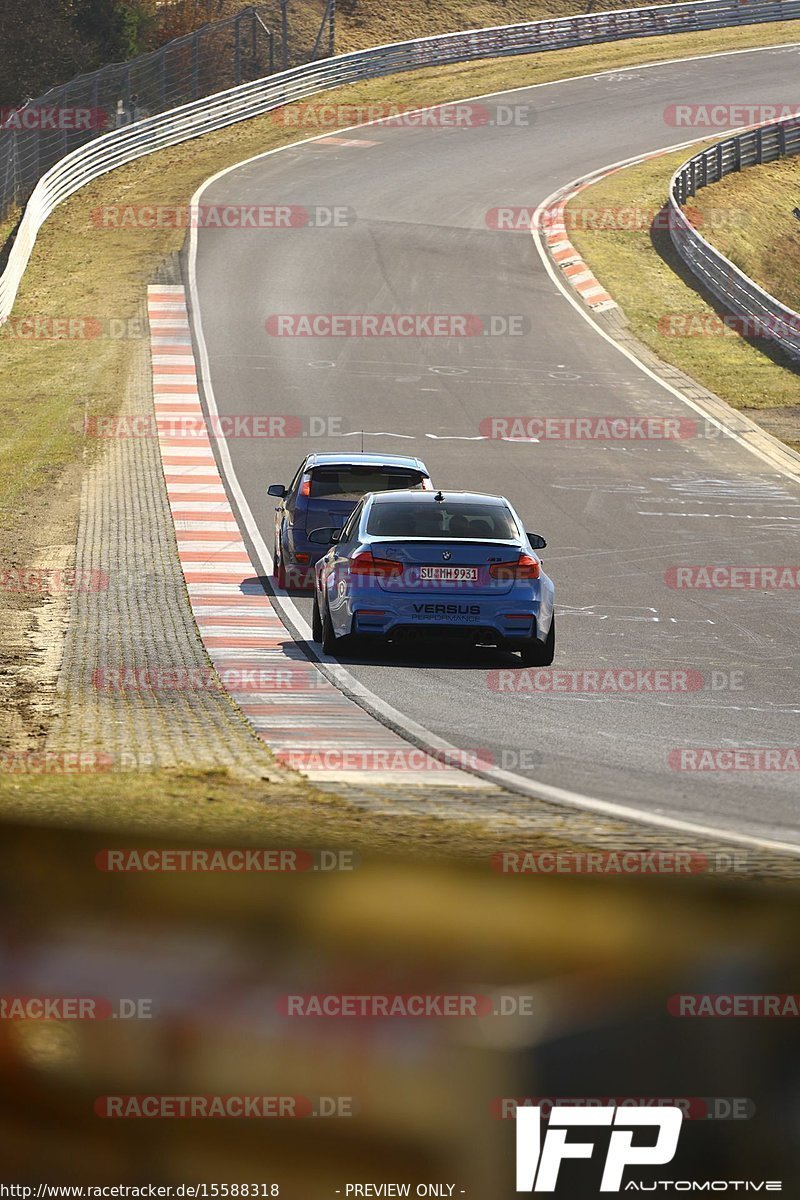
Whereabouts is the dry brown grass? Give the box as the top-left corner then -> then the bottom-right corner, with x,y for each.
689,155 -> 800,313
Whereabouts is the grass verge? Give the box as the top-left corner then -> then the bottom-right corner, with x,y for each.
0,763 -> 501,859
1,768 -> 795,877
190,0 -> 745,57
565,147 -> 800,445
277,0 -> 706,53
685,155 -> 800,313
0,768 -> 589,862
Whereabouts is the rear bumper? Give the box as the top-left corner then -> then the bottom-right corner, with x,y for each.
321,568 -> 554,643
285,538 -> 324,567
383,625 -> 533,647
353,609 -> 540,645
281,535 -> 325,587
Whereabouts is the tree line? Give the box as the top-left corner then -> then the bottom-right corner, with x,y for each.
0,0 -> 227,106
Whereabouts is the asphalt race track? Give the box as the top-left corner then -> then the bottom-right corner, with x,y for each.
191,43 -> 800,846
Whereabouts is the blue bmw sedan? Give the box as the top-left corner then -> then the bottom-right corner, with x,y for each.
310,489 -> 555,664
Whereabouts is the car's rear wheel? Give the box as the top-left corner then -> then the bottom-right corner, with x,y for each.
274,539 -> 287,590
311,592 -> 323,643
321,596 -> 338,656
318,595 -> 364,657
519,615 -> 555,666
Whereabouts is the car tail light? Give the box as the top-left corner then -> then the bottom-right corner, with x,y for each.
299,474 -> 312,497
295,552 -> 309,564
489,554 -> 539,581
350,551 -> 403,578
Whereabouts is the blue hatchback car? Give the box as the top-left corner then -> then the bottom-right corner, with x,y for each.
268,452 -> 432,589
310,490 -> 555,664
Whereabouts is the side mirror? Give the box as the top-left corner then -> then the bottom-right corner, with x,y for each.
526,532 -> 547,550
267,483 -> 286,498
308,526 -> 341,545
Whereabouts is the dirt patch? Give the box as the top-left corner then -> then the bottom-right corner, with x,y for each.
741,405 -> 800,452
0,467 -> 82,749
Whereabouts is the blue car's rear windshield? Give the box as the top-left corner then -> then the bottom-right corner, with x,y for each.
310,466 -> 427,501
366,500 -> 518,540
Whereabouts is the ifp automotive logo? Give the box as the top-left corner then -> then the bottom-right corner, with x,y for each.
515,1105 -> 783,1192
516,1105 -> 682,1191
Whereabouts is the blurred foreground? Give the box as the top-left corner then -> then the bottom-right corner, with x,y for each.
0,819 -> 797,1196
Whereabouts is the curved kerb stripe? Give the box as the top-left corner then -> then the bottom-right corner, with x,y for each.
540,184 -> 617,312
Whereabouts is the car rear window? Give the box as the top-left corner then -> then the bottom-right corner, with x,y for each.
309,467 -> 427,501
366,500 -> 518,539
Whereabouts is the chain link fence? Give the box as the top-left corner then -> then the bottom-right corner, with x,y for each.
0,1 -> 334,221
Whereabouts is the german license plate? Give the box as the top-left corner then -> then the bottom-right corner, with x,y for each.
419,566 -> 478,582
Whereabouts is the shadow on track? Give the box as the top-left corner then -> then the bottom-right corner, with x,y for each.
325,639 -> 525,671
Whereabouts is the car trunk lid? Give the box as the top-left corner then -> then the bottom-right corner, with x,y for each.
366,539 -> 523,595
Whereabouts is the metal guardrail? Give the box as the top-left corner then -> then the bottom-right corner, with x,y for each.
668,116 -> 800,363
3,0 -> 800,325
